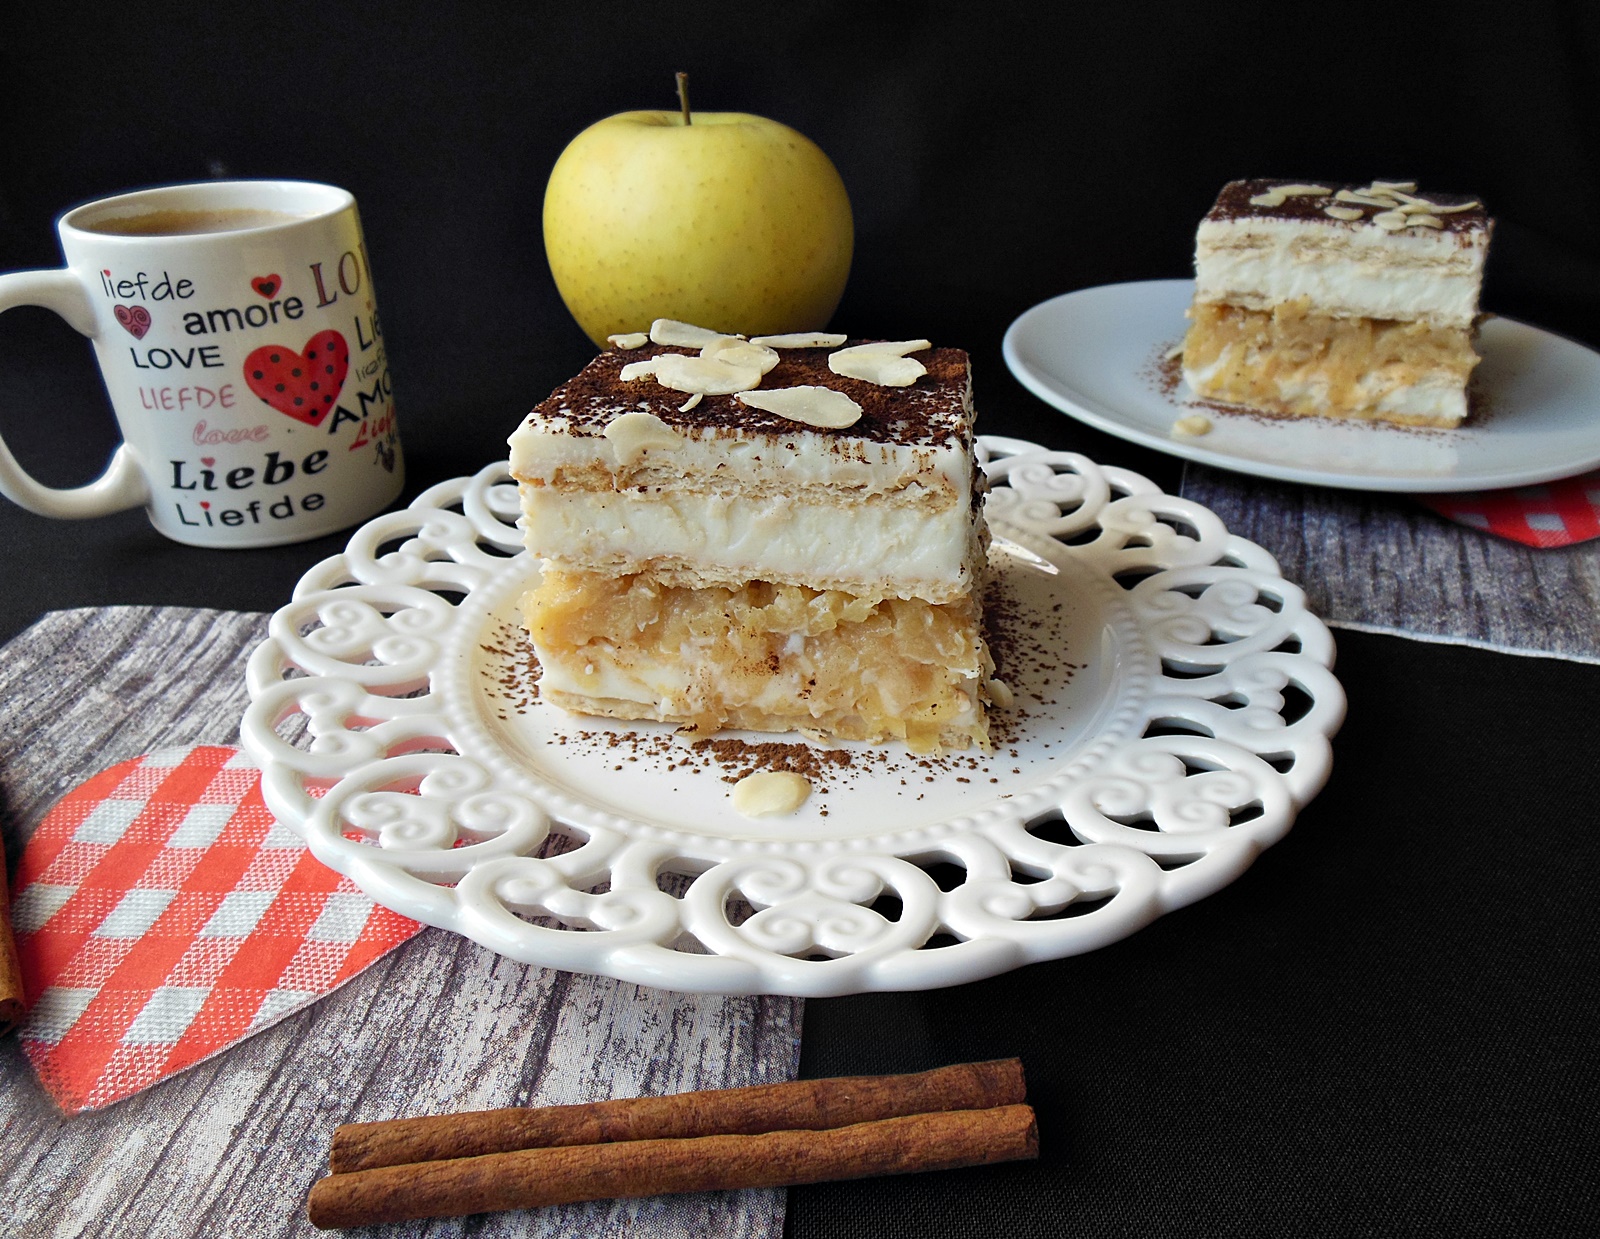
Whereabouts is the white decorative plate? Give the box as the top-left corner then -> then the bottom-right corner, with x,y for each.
1004,279 -> 1600,493
241,436 -> 1345,996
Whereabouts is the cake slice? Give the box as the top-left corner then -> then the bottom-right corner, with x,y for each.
1181,179 -> 1492,426
508,329 -> 992,752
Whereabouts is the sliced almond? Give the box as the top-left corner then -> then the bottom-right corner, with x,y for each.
1406,214 -> 1444,229
619,357 -> 661,382
1369,180 -> 1418,193
606,332 -> 649,350
1430,200 -> 1481,214
828,340 -> 930,387
832,339 -> 931,357
603,411 -> 684,466
622,353 -> 763,395
736,385 -> 863,428
1371,210 -> 1411,232
678,393 -> 703,412
985,677 -> 1015,709
1171,413 -> 1213,437
731,771 -> 812,818
649,318 -> 742,348
701,336 -> 781,374
829,351 -> 926,386
1335,189 -> 1398,208
1249,184 -> 1328,207
748,331 -> 849,348
1323,205 -> 1365,221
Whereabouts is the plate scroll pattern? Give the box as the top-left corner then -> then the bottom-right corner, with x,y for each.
241,436 -> 1344,995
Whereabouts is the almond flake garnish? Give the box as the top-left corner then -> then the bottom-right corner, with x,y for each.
1248,183 -> 1330,207
829,352 -> 926,386
620,353 -> 763,395
603,411 -> 684,465
679,393 -> 703,412
834,339 -> 932,356
1172,414 -> 1213,437
828,340 -> 931,387
649,318 -> 742,348
748,332 -> 849,348
735,385 -> 863,429
1316,181 -> 1478,232
985,678 -> 1015,710
731,771 -> 812,818
701,336 -> 780,374
606,332 -> 649,350
1334,189 -> 1397,208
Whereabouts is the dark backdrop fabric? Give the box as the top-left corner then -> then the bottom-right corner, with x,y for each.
3,4 -> 1599,1237
3,1 -> 1599,642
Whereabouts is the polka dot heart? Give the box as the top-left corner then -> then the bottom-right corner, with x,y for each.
243,329 -> 349,426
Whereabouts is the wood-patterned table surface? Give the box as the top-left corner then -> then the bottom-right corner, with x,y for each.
0,607 -> 803,1239
1181,464 -> 1600,664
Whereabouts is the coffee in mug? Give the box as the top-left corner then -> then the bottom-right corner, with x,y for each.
0,180 -> 403,547
86,207 -> 308,237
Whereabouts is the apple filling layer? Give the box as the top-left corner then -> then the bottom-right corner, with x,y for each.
1182,299 -> 1480,426
524,567 -> 991,753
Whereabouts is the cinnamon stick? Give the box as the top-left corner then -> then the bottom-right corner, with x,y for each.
330,1057 -> 1025,1174
309,1103 -> 1037,1229
0,835 -> 22,1036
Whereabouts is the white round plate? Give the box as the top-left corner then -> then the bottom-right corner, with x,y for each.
242,437 -> 1345,996
1003,279 -> 1600,493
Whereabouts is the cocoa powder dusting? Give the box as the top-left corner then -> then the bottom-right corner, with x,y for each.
519,343 -> 973,451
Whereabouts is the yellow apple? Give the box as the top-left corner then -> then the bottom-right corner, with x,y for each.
543,110 -> 854,346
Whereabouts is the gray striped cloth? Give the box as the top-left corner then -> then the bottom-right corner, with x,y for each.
1181,465 -> 1600,664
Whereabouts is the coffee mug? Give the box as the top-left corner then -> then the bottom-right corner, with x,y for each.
0,180 -> 403,547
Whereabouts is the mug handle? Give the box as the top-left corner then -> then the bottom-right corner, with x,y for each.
0,268 -> 150,518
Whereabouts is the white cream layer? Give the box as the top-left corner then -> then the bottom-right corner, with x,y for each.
509,390 -> 984,603
518,483 -> 982,601
1195,216 -> 1488,328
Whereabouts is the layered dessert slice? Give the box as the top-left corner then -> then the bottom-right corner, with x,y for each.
1181,179 -> 1492,426
508,329 -> 992,752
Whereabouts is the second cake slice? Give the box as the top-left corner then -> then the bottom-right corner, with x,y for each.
1181,179 -> 1491,426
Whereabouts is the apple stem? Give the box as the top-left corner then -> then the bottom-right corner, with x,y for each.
676,71 -> 692,126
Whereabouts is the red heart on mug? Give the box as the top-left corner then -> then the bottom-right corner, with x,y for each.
244,331 -> 349,426
114,305 -> 152,339
251,274 -> 282,299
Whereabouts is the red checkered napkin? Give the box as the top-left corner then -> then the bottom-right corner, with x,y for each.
8,745 -> 421,1114
1421,469 -> 1600,548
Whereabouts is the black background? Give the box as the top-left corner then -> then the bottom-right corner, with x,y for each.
3,3 -> 1599,1235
